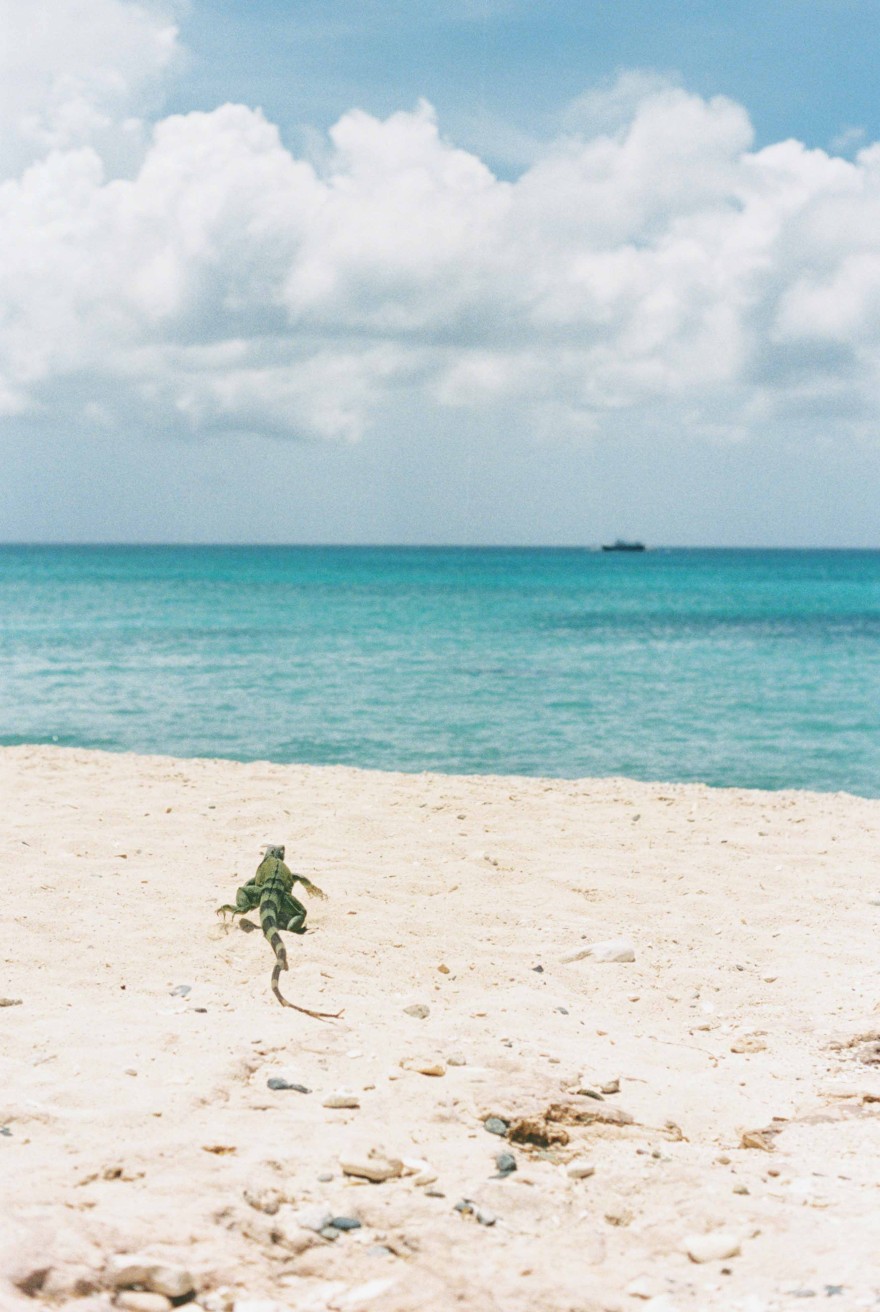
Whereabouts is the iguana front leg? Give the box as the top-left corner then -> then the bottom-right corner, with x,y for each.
292,874 -> 328,901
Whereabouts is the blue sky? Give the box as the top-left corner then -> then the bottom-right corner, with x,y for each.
1,0 -> 880,545
172,0 -> 880,166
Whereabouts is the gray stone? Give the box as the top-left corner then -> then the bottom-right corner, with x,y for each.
329,1217 -> 362,1231
483,1116 -> 508,1136
267,1077 -> 310,1093
494,1152 -> 517,1176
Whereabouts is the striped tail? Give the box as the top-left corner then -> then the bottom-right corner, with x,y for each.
259,871 -> 289,974
259,875 -> 342,1021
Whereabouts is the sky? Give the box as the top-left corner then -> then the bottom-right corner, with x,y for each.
2,0 -> 880,545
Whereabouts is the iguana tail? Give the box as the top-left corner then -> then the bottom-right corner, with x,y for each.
259,873 -> 341,1021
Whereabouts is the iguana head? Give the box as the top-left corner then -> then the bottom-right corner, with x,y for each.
262,844 -> 285,860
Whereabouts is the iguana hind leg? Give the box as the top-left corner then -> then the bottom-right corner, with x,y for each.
216,879 -> 260,921
280,892 -> 308,934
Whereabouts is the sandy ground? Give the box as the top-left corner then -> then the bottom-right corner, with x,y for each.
2,745 -> 880,1312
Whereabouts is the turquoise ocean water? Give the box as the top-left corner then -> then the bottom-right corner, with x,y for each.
1,546 -> 878,796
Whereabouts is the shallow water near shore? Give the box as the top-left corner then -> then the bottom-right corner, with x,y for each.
1,545 -> 878,795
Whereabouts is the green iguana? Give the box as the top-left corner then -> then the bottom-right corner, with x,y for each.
217,845 -> 341,1019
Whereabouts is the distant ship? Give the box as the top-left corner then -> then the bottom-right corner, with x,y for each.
601,539 -> 646,553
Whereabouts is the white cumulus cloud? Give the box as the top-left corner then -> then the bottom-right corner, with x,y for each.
0,0 -> 182,178
2,13 -> 880,450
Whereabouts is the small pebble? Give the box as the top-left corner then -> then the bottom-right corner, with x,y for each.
294,1205 -> 334,1233
577,1081 -> 605,1102
233,1301 -> 289,1312
267,1078 -> 310,1093
400,1058 -> 445,1077
322,1092 -> 360,1109
0,998 -> 22,1007
446,1053 -> 467,1067
484,1116 -> 509,1136
318,1226 -> 339,1241
402,1156 -> 438,1186
329,1217 -> 362,1231
561,937 -> 636,964
403,1004 -> 430,1019
108,1256 -> 194,1299
684,1233 -> 741,1264
170,985 -> 191,997
604,1206 -> 632,1227
453,1198 -> 495,1224
317,1173 -> 334,1183
340,1151 -> 403,1182
600,1078 -> 620,1095
116,1294 -> 172,1312
425,1187 -> 445,1198
566,1159 -> 596,1179
732,1184 -> 749,1195
243,1185 -> 284,1214
495,1152 -> 517,1176
532,965 -> 544,973
1,1126 -> 11,1136
740,1130 -> 775,1152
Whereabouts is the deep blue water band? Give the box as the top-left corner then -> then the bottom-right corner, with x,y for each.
1,546 -> 878,796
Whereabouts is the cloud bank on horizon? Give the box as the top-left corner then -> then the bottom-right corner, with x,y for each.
3,0 -> 880,454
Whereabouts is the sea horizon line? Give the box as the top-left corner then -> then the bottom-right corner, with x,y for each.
1,541 -> 878,552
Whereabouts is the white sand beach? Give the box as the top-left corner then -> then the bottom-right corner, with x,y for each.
2,745 -> 880,1312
